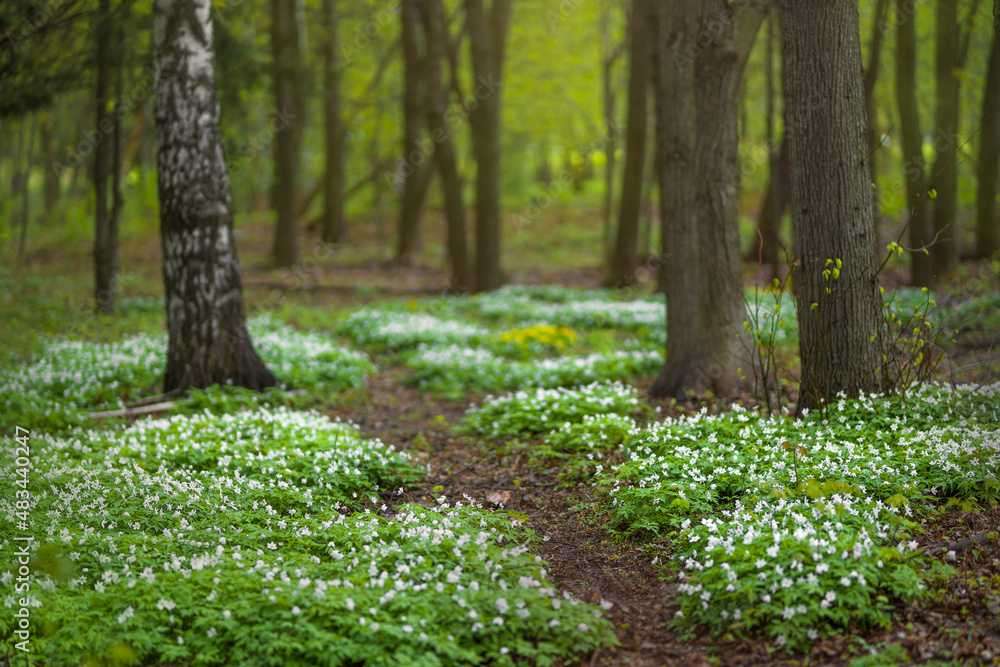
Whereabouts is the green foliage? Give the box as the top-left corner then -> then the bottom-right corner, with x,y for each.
0,315 -> 374,433
603,386 -> 1000,649
0,409 -> 615,665
463,382 -> 641,440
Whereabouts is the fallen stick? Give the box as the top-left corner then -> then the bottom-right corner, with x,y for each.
925,533 -> 992,555
89,401 -> 177,420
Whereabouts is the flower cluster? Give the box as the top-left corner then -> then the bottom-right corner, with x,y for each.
464,382 -> 641,439
0,314 -> 374,431
408,346 -> 661,397
335,309 -> 488,351
603,384 -> 999,647
0,407 -> 615,665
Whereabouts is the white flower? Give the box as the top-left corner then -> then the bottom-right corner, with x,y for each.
156,598 -> 177,611
222,610 -> 232,619
345,598 -> 355,611
117,606 -> 135,624
495,598 -> 509,614
577,623 -> 589,632
291,606 -> 301,615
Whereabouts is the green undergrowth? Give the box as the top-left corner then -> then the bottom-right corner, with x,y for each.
0,314 -> 374,434
1,407 -> 617,666
460,379 -> 999,652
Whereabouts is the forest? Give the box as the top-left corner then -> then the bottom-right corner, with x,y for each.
1,0 -> 999,665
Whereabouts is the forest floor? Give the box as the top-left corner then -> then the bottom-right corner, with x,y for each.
324,366 -> 1000,667
263,210 -> 1000,665
5,213 -> 1000,666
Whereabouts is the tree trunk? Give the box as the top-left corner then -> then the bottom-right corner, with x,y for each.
896,0 -> 933,287
601,5 -> 620,264
271,0 -> 303,267
931,0 -> 960,281
321,0 -> 346,244
649,0 -> 761,400
751,13 -> 783,280
396,0 -> 432,266
779,0 -> 891,414
607,0 -> 651,288
863,0 -> 890,222
41,113 -> 59,213
121,97 -> 146,174
153,0 -> 277,393
976,36 -> 1000,259
94,0 -> 115,313
466,0 -> 511,292
109,12 -> 126,291
17,113 -> 36,262
753,135 -> 789,276
422,0 -> 471,291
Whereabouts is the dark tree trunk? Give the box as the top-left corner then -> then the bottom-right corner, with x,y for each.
976,36 -> 1000,259
601,5 -> 621,264
466,0 -> 511,292
153,0 -> 277,393
93,0 -> 115,313
396,0 -> 431,265
931,0 -> 960,281
41,113 -> 60,213
863,0 -> 890,221
779,0 -> 891,414
607,0 -> 651,288
753,135 -> 789,277
896,0 -> 933,287
271,0 -> 303,267
422,0 -> 470,291
751,14 -> 784,280
649,0 -> 761,400
107,7 -> 128,308
17,113 -> 36,262
321,0 -> 345,244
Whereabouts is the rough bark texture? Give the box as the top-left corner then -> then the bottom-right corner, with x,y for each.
153,0 -> 277,393
422,0 -> 470,291
321,0 -> 345,244
607,0 -> 651,288
779,0 -> 891,414
270,0 -> 302,267
466,0 -> 511,292
896,0 -> 933,287
396,0 -> 431,265
650,0 -> 760,400
976,36 -> 1000,259
931,0 -> 960,281
93,0 -> 116,313
862,0 -> 889,221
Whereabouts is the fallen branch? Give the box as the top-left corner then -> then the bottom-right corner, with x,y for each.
925,533 -> 992,555
125,390 -> 182,409
89,401 -> 177,420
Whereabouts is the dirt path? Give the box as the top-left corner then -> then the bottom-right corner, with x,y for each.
323,369 -> 1000,667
